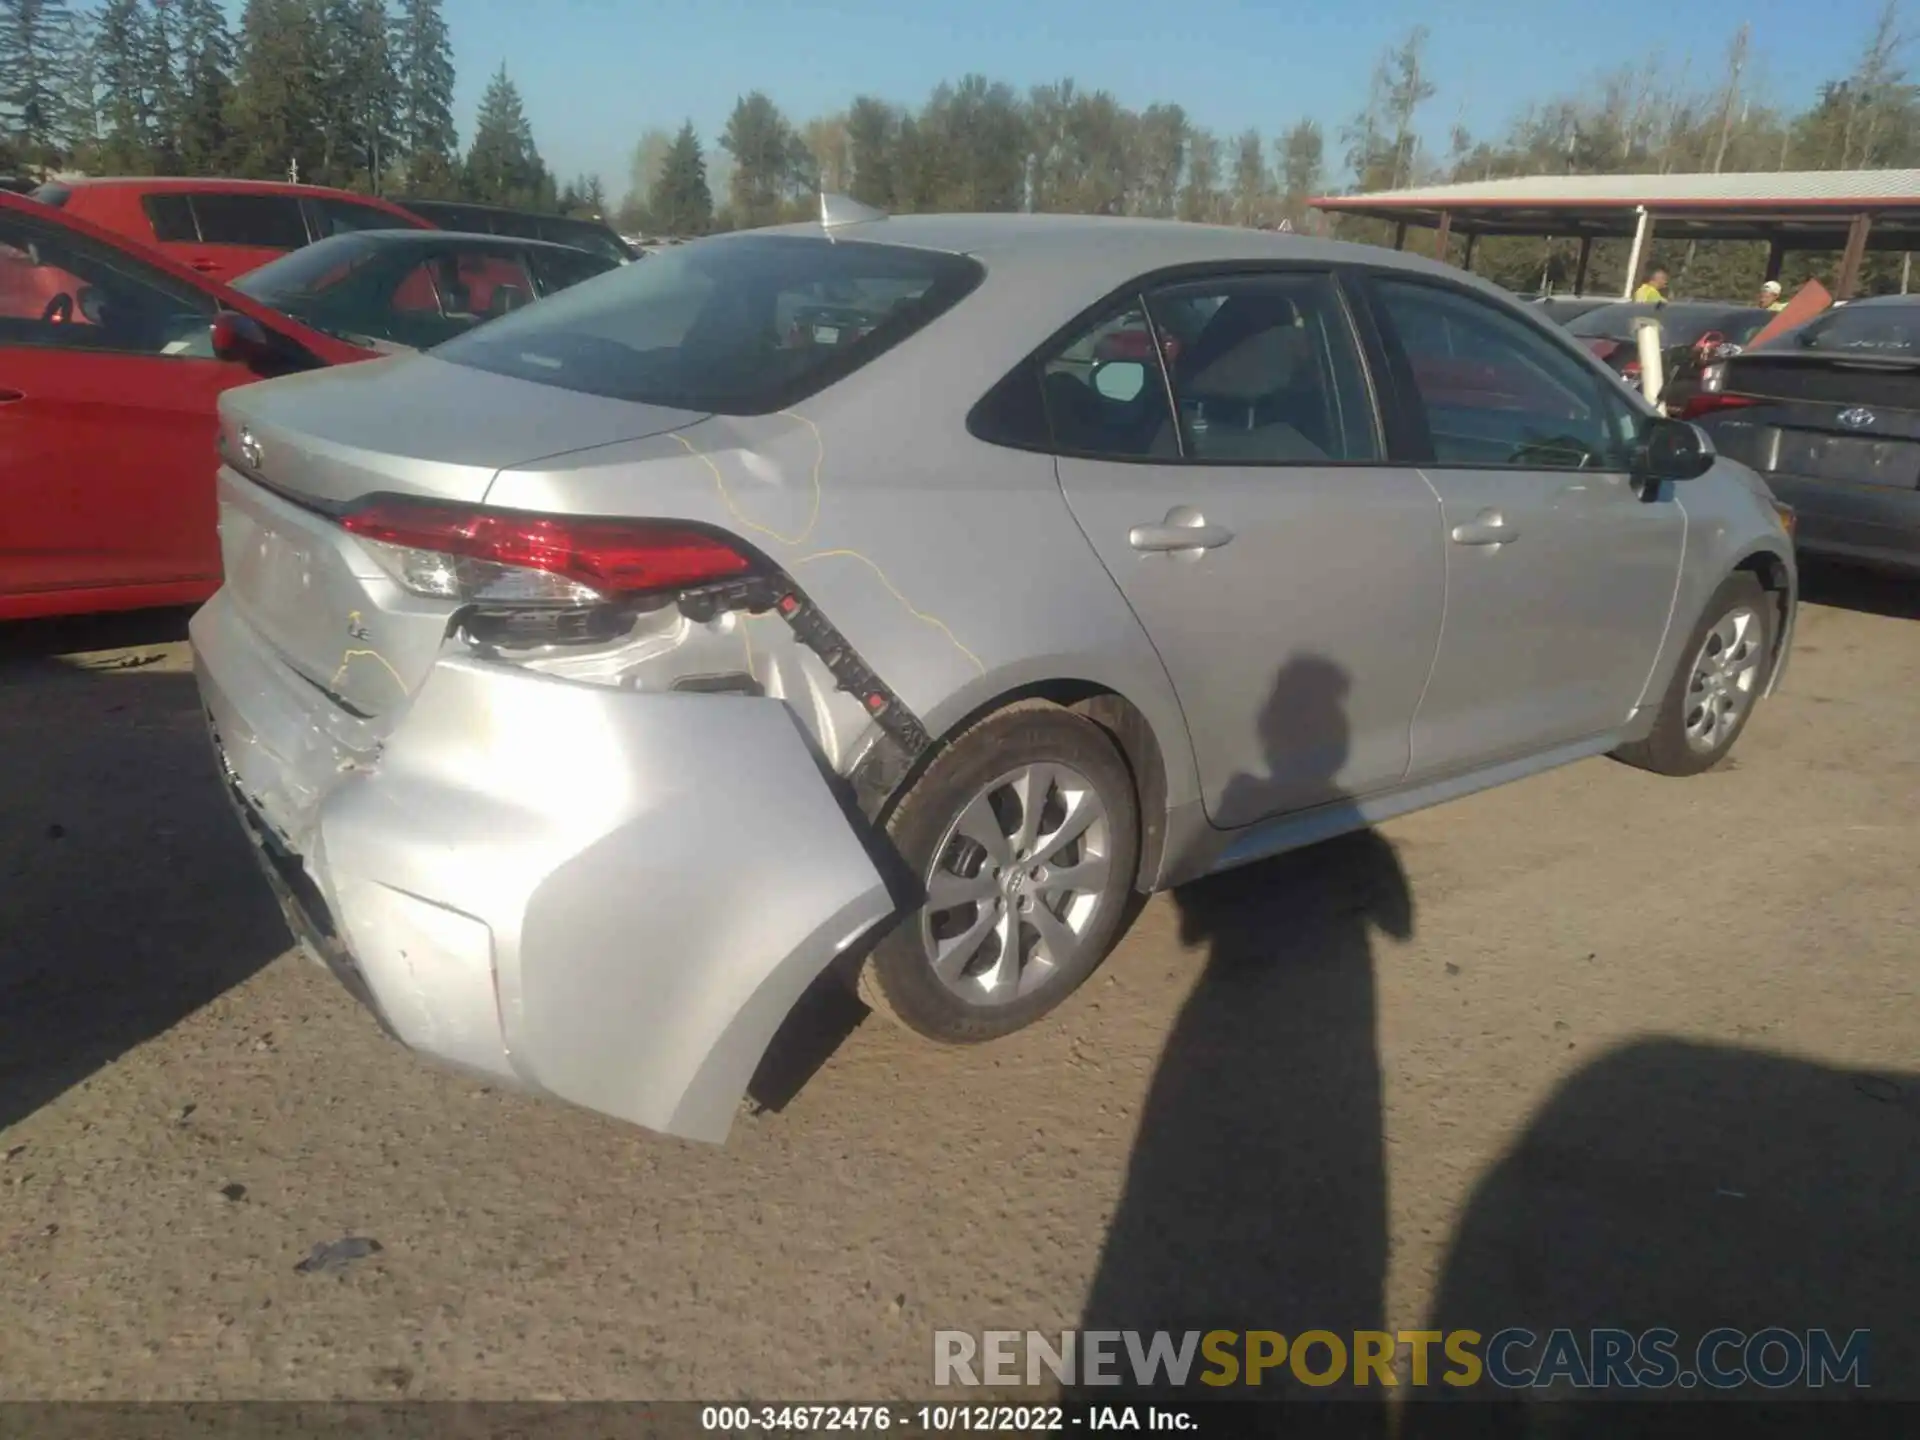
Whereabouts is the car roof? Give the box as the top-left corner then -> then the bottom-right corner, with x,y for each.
398,197 -> 617,226
50,176 -> 397,201
1839,293 -> 1920,308
310,228 -> 616,256
744,211 -> 1488,296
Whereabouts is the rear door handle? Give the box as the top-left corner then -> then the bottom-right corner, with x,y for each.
190,259 -> 221,273
1450,509 -> 1520,546
1129,506 -> 1234,555
0,388 -> 23,404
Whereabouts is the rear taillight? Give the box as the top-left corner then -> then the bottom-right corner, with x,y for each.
339,497 -> 754,606
1675,392 -> 1760,422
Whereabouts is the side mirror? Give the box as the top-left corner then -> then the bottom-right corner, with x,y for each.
210,310 -> 316,377
1637,415 -> 1716,482
1091,358 -> 1148,403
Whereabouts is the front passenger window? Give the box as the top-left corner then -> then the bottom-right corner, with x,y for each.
1373,278 -> 1633,471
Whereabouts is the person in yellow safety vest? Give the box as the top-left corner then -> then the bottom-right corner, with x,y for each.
1760,279 -> 1788,311
1634,266 -> 1670,303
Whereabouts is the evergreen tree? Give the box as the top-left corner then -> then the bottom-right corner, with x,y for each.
391,0 -> 455,193
464,64 -> 549,207
174,0 -> 234,173
48,4 -> 97,163
720,90 -> 803,227
844,95 -> 897,209
648,120 -> 711,235
227,0 -> 328,181
145,0 -> 179,167
318,0 -> 396,189
0,0 -> 71,172
91,0 -> 149,171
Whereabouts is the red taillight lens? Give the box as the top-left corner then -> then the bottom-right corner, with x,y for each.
340,497 -> 754,605
1675,392 -> 1759,422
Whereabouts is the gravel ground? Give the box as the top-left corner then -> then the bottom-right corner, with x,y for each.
1,567 -> 1915,1403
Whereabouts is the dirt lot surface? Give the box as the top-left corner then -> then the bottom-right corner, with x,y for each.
2,568 -> 1915,1404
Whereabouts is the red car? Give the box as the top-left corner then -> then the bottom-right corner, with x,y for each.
0,191 -> 372,621
29,177 -> 432,282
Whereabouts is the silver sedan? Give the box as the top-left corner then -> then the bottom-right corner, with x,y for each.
192,205 -> 1798,1142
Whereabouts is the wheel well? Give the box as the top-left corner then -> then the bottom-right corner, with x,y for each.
1734,549 -> 1793,678
855,680 -> 1172,892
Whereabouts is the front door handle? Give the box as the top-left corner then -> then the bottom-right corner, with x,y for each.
1129,506 -> 1234,555
0,388 -> 23,404
1450,509 -> 1520,546
190,259 -> 221,273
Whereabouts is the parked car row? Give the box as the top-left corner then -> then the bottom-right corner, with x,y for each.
29,176 -> 637,280
0,189 -> 621,619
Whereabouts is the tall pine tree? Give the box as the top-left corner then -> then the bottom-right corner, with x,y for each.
145,0 -> 179,167
227,0 -> 327,180
91,0 -> 150,171
0,0 -> 71,173
175,0 -> 234,173
391,0 -> 454,194
648,120 -> 711,235
316,0 -> 396,189
463,64 -> 550,207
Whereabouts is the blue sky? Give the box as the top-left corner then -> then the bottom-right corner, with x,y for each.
437,0 -> 1881,202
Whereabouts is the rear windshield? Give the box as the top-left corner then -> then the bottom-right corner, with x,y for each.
433,234 -> 985,414
1568,304 -> 1764,345
1769,302 -> 1920,355
232,233 -> 386,305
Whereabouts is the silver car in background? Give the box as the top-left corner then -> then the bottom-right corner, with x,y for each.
193,207 -> 1797,1144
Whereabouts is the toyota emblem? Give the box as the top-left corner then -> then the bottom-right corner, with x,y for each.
1838,407 -> 1876,429
238,427 -> 263,470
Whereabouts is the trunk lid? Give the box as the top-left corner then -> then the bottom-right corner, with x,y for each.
214,353 -> 710,719
1714,354 -> 1920,491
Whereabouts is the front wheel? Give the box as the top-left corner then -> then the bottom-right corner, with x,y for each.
858,704 -> 1141,1043
1615,571 -> 1776,777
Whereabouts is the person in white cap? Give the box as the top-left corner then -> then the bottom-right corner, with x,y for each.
1759,279 -> 1787,312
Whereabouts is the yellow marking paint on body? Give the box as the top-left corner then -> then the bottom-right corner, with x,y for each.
791,549 -> 986,676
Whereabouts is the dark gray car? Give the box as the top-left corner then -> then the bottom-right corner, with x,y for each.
1684,294 -> 1920,574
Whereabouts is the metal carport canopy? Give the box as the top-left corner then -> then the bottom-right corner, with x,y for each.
1310,169 -> 1920,242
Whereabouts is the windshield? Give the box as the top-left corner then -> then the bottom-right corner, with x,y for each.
1772,302 -> 1920,355
432,233 -> 984,414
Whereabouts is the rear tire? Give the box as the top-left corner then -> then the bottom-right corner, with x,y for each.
858,704 -> 1141,1043
1615,571 -> 1775,777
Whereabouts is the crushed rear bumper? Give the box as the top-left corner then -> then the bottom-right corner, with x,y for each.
192,589 -> 893,1144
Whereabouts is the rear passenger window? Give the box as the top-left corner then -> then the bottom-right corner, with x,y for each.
528,245 -> 615,295
142,194 -> 198,242
1144,272 -> 1381,463
311,199 -> 406,237
190,194 -> 309,249
1038,300 -> 1178,459
1372,277 -> 1636,471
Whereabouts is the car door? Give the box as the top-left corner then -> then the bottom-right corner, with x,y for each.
1362,273 -> 1685,777
1051,269 -> 1447,828
0,205 -> 254,603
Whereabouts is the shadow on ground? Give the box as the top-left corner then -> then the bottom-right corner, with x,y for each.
1798,560 -> 1920,622
1074,656 -> 1403,1429
1401,1038 -> 1919,1429
0,609 -> 291,1134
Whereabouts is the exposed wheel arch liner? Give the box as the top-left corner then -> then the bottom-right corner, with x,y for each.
850,676 -> 1183,894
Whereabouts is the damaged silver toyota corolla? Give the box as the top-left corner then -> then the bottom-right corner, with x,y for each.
195,203 -> 1797,1142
